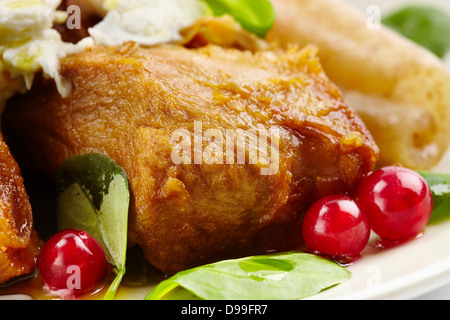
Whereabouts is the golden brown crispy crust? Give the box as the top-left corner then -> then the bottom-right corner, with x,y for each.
0,133 -> 40,284
4,43 -> 378,274
0,230 -> 41,284
179,15 -> 270,52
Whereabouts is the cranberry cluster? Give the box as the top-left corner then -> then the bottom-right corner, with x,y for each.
302,166 -> 433,263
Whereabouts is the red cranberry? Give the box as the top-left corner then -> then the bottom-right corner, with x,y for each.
302,195 -> 370,263
357,166 -> 433,243
38,229 -> 107,298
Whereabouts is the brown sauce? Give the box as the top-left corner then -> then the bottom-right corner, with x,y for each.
0,245 -> 166,300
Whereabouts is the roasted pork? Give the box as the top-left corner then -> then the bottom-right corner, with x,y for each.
4,43 -> 378,274
0,133 -> 41,284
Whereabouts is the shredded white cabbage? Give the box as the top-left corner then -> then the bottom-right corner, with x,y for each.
88,0 -> 204,46
0,0 -> 93,109
0,0 -> 207,109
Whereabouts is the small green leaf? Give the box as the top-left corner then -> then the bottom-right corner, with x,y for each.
418,171 -> 450,225
383,6 -> 450,58
56,153 -> 130,300
145,252 -> 351,300
201,0 -> 276,38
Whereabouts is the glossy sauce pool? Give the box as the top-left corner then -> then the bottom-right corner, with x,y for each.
0,246 -> 167,300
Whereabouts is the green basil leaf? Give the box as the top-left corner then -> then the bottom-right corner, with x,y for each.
145,252 -> 351,300
418,171 -> 450,225
56,153 -> 130,300
201,0 -> 275,38
383,6 -> 450,58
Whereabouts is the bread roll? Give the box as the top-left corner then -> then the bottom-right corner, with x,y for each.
266,0 -> 450,169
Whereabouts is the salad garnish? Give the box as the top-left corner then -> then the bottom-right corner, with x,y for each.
56,153 -> 130,300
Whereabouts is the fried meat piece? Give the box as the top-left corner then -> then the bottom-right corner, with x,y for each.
0,133 -> 40,284
4,43 -> 378,274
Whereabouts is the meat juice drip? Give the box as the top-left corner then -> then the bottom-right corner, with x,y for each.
0,269 -> 112,300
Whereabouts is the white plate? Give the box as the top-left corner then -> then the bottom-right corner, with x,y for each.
309,220 -> 450,300
307,0 -> 450,300
4,0 -> 450,301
